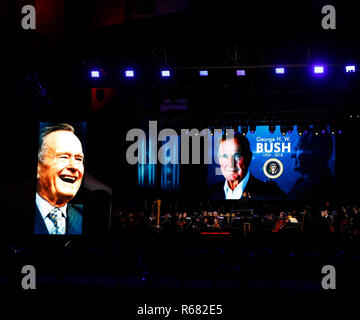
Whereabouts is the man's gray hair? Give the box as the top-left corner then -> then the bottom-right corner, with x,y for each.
38,123 -> 75,162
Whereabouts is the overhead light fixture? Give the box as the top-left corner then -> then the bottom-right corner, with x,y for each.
280,125 -> 287,136
125,70 -> 135,77
236,70 -> 246,76
313,124 -> 321,135
91,70 -> 100,78
161,70 -> 171,77
297,125 -> 303,136
241,125 -> 248,135
313,66 -> 324,74
345,65 -> 356,73
329,124 -> 337,135
297,124 -> 310,136
275,67 -> 285,74
249,125 -> 256,134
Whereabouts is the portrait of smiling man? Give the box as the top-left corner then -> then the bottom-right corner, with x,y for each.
34,123 -> 84,235
208,133 -> 285,200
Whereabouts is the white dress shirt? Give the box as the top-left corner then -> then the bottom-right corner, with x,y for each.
36,193 -> 67,234
224,171 -> 250,200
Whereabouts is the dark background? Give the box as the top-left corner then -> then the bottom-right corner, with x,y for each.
1,0 -> 360,315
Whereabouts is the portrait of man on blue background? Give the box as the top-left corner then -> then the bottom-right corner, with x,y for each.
207,126 -> 335,201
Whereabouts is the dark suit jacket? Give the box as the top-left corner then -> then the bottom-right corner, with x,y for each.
34,203 -> 83,235
208,174 -> 285,200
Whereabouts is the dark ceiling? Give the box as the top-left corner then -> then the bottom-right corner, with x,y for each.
2,0 -> 360,122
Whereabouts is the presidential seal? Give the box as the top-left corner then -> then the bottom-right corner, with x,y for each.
263,158 -> 283,179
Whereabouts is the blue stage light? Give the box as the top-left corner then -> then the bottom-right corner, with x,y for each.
161,70 -> 171,77
313,66 -> 324,74
125,70 -> 134,77
91,70 -> 100,78
199,70 -> 208,76
236,70 -> 246,76
345,65 -> 356,73
275,67 -> 285,74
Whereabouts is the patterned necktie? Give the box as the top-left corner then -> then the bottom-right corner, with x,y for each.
48,207 -> 65,235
